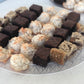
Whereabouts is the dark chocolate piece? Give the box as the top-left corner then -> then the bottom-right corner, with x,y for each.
66,12 -> 80,22
33,47 -> 50,67
62,20 -> 77,34
12,15 -> 29,27
54,28 -> 69,39
20,10 -> 37,21
29,4 -> 43,16
2,24 -> 19,38
54,0 -> 66,4
44,37 -> 63,48
0,33 -> 9,47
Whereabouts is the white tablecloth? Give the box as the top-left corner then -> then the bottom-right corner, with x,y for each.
0,0 -> 84,84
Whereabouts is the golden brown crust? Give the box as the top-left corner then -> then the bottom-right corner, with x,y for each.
50,48 -> 67,65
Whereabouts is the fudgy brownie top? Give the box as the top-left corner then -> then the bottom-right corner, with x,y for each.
12,15 -> 29,27
2,24 -> 19,37
53,28 -> 69,39
29,4 -> 43,16
20,10 -> 37,21
66,12 -> 80,22
44,37 -> 63,48
34,47 -> 50,60
54,0 -> 66,4
62,20 -> 77,30
0,33 -> 9,41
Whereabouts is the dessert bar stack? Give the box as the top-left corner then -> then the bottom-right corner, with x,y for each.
0,4 -> 84,72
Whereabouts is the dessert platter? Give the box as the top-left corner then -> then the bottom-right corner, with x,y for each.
0,3 -> 84,75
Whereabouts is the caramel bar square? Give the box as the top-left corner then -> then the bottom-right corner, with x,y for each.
59,41 -> 77,57
70,32 -> 84,46
50,48 -> 67,65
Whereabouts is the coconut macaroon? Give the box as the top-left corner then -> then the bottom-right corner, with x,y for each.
19,27 -> 33,43
29,20 -> 42,34
5,11 -> 17,22
20,43 -> 37,60
32,34 -> 47,47
45,6 -> 57,16
8,37 -> 24,54
50,15 -> 62,28
63,0 -> 75,10
41,23 -> 55,37
0,46 -> 11,63
76,23 -> 84,35
15,6 -> 28,14
74,1 -> 84,13
19,27 -> 33,36
37,12 -> 50,23
70,32 -> 84,46
10,54 -> 30,72
56,9 -> 69,20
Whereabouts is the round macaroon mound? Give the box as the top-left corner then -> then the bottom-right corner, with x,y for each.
31,34 -> 47,47
41,23 -> 55,37
37,12 -> 50,23
0,46 -> 11,63
10,54 -> 30,72
8,37 -> 24,54
19,27 -> 33,36
20,43 -> 37,60
50,15 -> 62,28
56,9 -> 70,20
29,20 -> 42,34
19,27 -> 33,43
45,6 -> 57,16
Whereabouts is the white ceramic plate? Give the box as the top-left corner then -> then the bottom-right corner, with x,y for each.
0,0 -> 84,75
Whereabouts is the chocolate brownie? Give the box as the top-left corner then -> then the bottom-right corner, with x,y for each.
12,15 -> 29,27
44,37 -> 63,48
66,12 -> 80,22
53,28 -> 69,39
62,20 -> 77,34
29,4 -> 43,16
20,10 -> 37,21
54,0 -> 66,4
2,24 -> 19,38
0,33 -> 9,47
33,47 -> 50,67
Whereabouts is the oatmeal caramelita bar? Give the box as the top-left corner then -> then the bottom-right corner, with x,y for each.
59,41 -> 77,57
50,48 -> 67,65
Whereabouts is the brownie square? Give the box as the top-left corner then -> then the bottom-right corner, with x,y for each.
29,4 -> 43,16
2,24 -> 19,38
0,33 -> 9,47
44,37 -> 63,48
62,20 -> 77,34
66,12 -> 80,22
20,10 -> 37,21
54,0 -> 66,4
33,47 -> 50,67
53,28 -> 69,39
12,15 -> 29,27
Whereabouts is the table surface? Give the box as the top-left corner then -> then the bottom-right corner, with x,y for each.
0,0 -> 84,84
